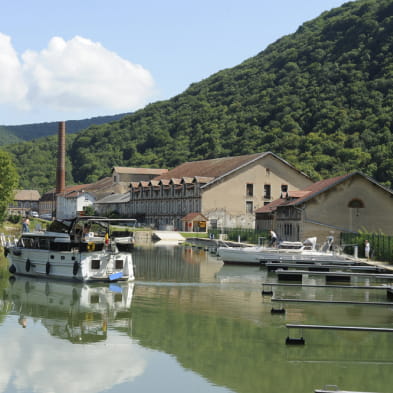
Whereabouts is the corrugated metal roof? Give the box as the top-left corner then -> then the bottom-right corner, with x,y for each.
95,193 -> 130,204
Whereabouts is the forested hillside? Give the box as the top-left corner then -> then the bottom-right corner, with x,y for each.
0,113 -> 129,146
5,0 -> 393,192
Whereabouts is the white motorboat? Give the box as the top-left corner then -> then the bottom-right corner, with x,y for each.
217,237 -> 356,265
4,216 -> 136,282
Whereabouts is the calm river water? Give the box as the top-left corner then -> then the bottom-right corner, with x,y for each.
1,242 -> 393,393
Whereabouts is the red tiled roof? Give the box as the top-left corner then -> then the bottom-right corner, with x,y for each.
154,153 -> 266,180
255,198 -> 288,213
181,212 -> 208,221
112,167 -> 168,175
193,176 -> 214,184
286,173 -> 350,206
287,190 -> 311,198
256,173 -> 353,213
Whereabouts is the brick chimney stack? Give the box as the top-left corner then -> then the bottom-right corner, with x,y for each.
56,121 -> 66,194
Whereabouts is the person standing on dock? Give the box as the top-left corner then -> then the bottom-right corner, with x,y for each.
269,229 -> 278,247
365,239 -> 370,260
22,217 -> 30,232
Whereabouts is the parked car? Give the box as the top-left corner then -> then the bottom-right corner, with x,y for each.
29,211 -> 39,218
39,213 -> 53,221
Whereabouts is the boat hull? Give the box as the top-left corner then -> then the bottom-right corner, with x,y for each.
217,246 -> 354,265
7,247 -> 134,282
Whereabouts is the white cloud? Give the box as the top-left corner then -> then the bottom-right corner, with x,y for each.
0,33 -> 156,117
0,33 -> 28,107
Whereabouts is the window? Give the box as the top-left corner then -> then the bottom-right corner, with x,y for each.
348,198 -> 365,216
246,184 -> 253,197
348,198 -> 364,208
210,219 -> 217,229
246,201 -> 253,214
264,184 -> 271,199
284,223 -> 293,236
281,184 -> 288,193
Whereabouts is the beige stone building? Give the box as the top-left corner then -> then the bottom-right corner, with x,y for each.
255,172 -> 393,244
121,152 -> 312,230
9,190 -> 41,216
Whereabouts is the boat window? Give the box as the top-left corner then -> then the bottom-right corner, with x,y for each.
39,238 -> 50,249
21,237 -> 35,248
91,260 -> 101,270
115,259 -> 124,269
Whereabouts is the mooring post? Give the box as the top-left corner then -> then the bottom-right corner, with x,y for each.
261,283 -> 273,296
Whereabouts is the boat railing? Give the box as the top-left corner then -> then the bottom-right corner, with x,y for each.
0,233 -> 18,248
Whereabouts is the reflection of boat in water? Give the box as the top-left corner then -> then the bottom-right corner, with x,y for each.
217,237 -> 356,265
215,264 -> 268,284
5,216 -> 135,282
3,277 -> 134,343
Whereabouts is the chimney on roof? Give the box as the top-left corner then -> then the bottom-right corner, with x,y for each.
56,121 -> 66,194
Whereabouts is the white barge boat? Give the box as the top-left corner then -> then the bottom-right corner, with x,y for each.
217,237 -> 356,265
4,216 -> 136,282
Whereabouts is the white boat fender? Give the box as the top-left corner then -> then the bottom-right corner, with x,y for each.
73,261 -> 80,276
25,259 -> 31,272
9,264 -> 16,274
46,262 -> 51,275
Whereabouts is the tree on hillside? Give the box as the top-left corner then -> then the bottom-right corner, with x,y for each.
0,150 -> 19,222
6,0 -> 393,190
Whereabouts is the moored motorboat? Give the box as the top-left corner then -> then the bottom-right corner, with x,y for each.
217,237 -> 356,265
4,216 -> 136,282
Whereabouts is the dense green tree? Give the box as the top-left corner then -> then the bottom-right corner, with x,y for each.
0,150 -> 19,222
4,0 -> 393,191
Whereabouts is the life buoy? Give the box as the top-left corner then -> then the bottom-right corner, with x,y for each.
73,261 -> 80,276
87,242 -> 95,252
25,259 -> 31,272
46,262 -> 51,275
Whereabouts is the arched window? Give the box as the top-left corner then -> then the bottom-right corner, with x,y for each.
348,198 -> 364,208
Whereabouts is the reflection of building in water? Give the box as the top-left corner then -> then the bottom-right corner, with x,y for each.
134,246 -> 202,281
3,277 -> 134,343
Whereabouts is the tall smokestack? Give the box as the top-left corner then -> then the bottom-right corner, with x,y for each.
56,121 -> 66,194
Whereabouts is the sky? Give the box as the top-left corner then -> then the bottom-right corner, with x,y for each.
0,0 -> 352,126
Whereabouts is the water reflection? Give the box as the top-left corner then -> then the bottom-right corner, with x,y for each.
0,276 -> 147,393
3,277 -> 134,343
1,245 -> 393,393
